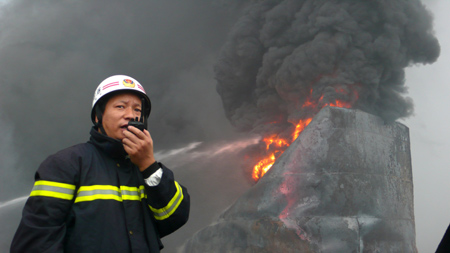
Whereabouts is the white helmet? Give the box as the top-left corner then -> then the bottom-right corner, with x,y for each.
91,75 -> 151,124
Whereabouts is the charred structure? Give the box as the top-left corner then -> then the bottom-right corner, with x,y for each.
183,107 -> 416,252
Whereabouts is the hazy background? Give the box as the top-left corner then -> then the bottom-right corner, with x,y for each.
0,0 -> 448,252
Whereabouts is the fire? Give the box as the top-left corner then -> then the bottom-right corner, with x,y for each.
251,119 -> 312,181
252,153 -> 275,181
293,118 -> 312,141
251,85 -> 359,182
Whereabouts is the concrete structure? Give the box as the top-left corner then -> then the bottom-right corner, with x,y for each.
182,107 -> 416,252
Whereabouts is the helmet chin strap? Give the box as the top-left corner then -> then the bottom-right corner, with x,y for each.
94,106 -> 107,135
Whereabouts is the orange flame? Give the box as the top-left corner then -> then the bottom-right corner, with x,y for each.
293,118 -> 312,140
252,153 -> 275,181
251,118 -> 312,181
251,85 -> 359,182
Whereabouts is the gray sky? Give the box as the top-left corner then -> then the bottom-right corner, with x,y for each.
401,0 -> 450,250
0,0 -> 447,252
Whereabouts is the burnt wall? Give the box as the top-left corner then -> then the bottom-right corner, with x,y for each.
182,107 -> 416,253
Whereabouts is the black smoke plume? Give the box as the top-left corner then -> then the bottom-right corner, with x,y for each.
216,0 -> 440,139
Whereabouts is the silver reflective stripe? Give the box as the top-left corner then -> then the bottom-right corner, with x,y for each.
32,184 -> 76,195
121,186 -> 146,200
77,189 -> 120,197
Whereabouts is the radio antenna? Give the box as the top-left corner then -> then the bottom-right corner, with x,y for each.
141,97 -> 148,130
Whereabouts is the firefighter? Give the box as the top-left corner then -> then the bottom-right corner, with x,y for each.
10,75 -> 190,252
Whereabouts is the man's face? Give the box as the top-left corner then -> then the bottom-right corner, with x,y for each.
100,92 -> 142,140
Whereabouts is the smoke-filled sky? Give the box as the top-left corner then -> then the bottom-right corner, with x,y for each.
0,0 -> 448,252
215,0 -> 439,132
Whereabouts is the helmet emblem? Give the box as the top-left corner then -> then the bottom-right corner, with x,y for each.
123,79 -> 135,88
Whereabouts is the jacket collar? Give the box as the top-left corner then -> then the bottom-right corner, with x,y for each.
89,126 -> 128,159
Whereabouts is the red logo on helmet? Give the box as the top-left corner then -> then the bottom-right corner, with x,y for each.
123,79 -> 135,88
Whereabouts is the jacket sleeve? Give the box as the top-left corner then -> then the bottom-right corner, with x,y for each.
142,162 -> 190,238
10,150 -> 79,253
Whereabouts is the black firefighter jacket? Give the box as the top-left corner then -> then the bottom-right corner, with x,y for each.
10,127 -> 190,252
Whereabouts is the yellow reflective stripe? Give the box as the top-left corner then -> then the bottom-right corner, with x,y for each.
80,185 -> 120,191
30,180 -> 76,200
30,190 -> 74,200
34,180 -> 76,190
75,194 -> 123,203
121,185 -> 146,201
75,185 -> 147,203
149,181 -> 184,220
